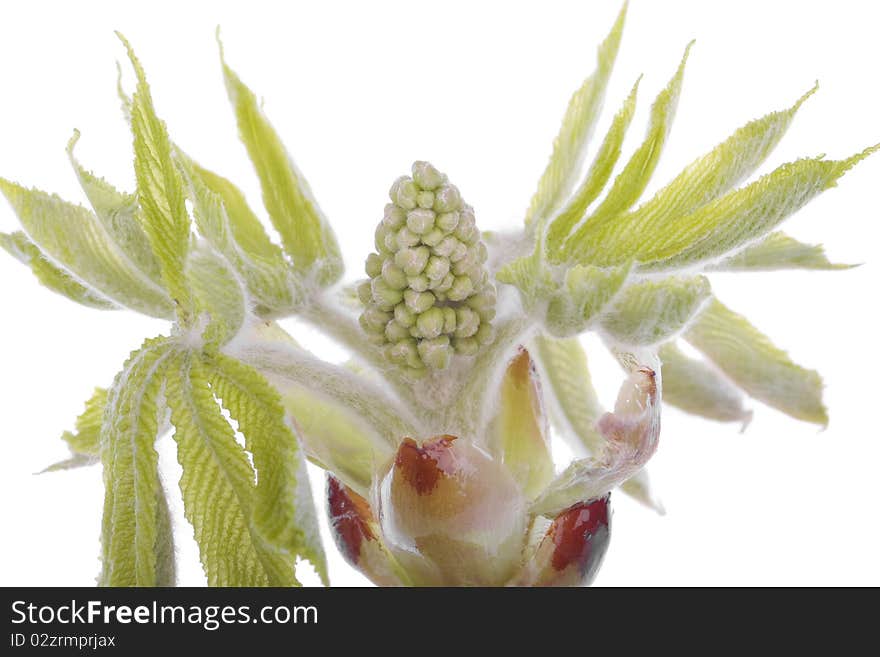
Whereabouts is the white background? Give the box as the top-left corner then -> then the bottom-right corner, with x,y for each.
1,0 -> 878,586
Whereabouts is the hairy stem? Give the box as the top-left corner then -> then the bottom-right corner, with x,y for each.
299,290 -> 536,443
302,293 -> 420,406
225,335 -> 421,447
404,313 -> 536,441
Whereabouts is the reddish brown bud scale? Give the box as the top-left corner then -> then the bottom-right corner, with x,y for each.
327,476 -> 407,586
549,494 -> 611,573
327,476 -> 376,564
395,435 -> 458,495
512,493 -> 612,586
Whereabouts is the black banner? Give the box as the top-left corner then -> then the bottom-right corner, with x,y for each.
0,587 -> 869,651
3,587 -> 617,651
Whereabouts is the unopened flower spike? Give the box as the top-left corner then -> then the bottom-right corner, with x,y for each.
358,161 -> 496,372
1,2 -> 876,588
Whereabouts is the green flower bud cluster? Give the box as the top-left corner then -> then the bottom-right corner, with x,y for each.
358,161 -> 496,370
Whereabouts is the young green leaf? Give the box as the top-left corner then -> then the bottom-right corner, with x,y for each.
708,231 -> 855,271
545,76 -> 640,252
685,299 -> 827,425
591,84 -> 818,256
180,155 -> 300,316
275,379 -> 390,498
495,241 -> 555,311
61,388 -> 108,458
545,262 -> 631,337
119,34 -> 193,320
0,231 -> 117,310
532,335 -> 605,456
0,181 -> 173,317
204,352 -> 328,585
154,481 -> 177,587
559,41 -> 693,263
184,243 -> 247,347
165,351 -> 295,586
67,130 -> 164,286
99,337 -> 172,586
41,453 -> 101,473
234,322 -> 391,497
524,2 -> 627,226
116,60 -> 133,122
220,42 -> 342,286
659,342 -> 751,425
600,275 -> 711,346
637,146 -> 880,270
